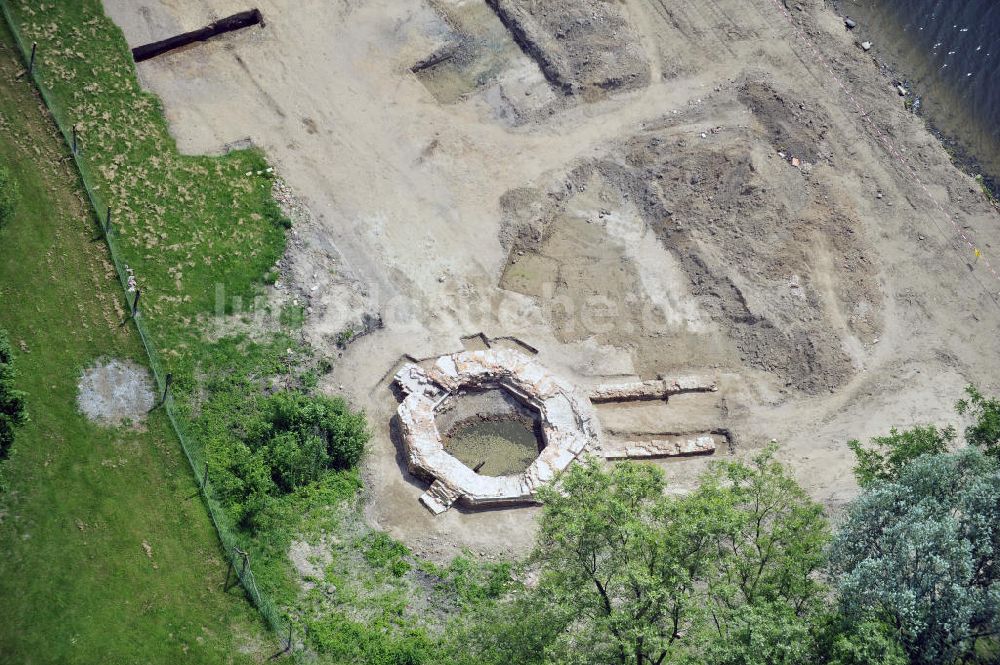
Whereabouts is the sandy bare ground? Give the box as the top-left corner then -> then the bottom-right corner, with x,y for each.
104,0 -> 1000,561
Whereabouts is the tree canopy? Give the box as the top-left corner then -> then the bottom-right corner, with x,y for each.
833,447 -> 1000,664
445,448 -> 882,665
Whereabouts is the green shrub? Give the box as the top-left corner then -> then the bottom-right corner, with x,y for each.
263,197 -> 292,229
435,553 -> 513,607
279,304 -> 304,328
336,328 -> 355,348
0,164 -> 17,228
209,389 -> 368,528
308,613 -> 433,665
847,424 -> 953,487
258,391 -> 367,469
0,329 -> 28,459
956,385 -> 1000,457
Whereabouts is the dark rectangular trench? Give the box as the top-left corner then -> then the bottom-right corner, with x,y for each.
132,9 -> 264,62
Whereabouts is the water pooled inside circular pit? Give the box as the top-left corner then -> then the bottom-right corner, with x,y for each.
444,416 -> 543,476
436,387 -> 544,476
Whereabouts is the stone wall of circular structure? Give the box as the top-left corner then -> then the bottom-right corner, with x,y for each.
394,349 -> 600,514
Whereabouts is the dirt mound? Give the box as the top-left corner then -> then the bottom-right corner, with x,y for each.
736,81 -> 831,163
77,359 -> 157,425
486,0 -> 651,97
500,81 -> 882,393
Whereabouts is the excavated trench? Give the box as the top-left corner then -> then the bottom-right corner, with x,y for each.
132,9 -> 263,62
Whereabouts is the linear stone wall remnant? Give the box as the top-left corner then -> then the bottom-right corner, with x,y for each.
587,376 -> 717,403
602,435 -> 718,460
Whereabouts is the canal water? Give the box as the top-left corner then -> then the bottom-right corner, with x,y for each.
836,0 -> 1000,191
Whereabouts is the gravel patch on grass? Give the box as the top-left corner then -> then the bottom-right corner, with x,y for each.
77,358 -> 156,425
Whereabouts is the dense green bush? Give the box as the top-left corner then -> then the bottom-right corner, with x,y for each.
0,329 -> 28,460
0,164 -> 17,228
209,389 -> 368,528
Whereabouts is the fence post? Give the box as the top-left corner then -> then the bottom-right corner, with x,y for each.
161,372 -> 173,403
131,288 -> 141,318
105,206 -> 113,237
71,124 -> 79,154
238,548 -> 250,585
28,41 -> 36,75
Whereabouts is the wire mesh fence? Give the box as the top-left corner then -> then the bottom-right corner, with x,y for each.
0,3 -> 294,655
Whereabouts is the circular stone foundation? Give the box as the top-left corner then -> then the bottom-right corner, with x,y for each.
393,349 -> 600,514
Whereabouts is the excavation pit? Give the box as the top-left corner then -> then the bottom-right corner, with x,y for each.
412,1 -> 528,104
437,388 -> 545,477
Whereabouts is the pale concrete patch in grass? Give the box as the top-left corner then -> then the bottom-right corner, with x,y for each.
77,359 -> 156,426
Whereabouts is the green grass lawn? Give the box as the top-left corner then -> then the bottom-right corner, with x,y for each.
1,0 -> 287,355
0,21 -> 274,665
0,3 -> 509,662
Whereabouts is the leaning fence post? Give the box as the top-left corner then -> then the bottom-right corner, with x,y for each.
131,288 -> 141,318
161,372 -> 173,403
28,42 -> 36,75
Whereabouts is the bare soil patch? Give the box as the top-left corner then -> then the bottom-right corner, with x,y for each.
499,79 -> 882,393
103,0 -> 1000,559
77,358 -> 157,426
